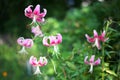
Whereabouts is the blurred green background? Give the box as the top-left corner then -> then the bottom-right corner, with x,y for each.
0,0 -> 120,80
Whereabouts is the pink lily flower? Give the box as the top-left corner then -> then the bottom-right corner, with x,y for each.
29,56 -> 48,74
17,37 -> 33,54
43,33 -> 62,53
43,33 -> 62,47
24,4 -> 47,23
85,30 -> 108,50
31,26 -> 43,38
84,55 -> 101,73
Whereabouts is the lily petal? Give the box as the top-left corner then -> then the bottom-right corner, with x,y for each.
38,57 -> 48,66
39,9 -> 47,17
93,30 -> 98,37
93,38 -> 101,50
43,36 -> 50,46
89,55 -> 95,63
49,36 -> 56,45
24,5 -> 33,18
33,4 -> 40,15
17,37 -> 24,46
23,39 -> 33,48
85,34 -> 95,43
56,33 -> 62,44
94,58 -> 101,65
29,56 -> 38,66
99,30 -> 108,42
89,64 -> 93,73
84,56 -> 89,65
101,30 -> 105,37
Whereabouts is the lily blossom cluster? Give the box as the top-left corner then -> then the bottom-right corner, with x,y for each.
84,55 -> 101,73
17,4 -> 63,75
29,56 -> 48,74
17,4 -> 49,75
17,37 -> 33,54
85,30 -> 108,50
43,33 -> 62,53
24,4 -> 47,23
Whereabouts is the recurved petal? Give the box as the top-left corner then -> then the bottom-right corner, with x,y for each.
49,36 -> 56,45
36,17 -> 45,22
29,56 -> 38,66
38,57 -> 48,66
39,9 -> 47,17
43,36 -> 50,46
84,56 -> 89,65
94,58 -> 101,65
56,33 -> 62,44
85,34 -> 95,43
43,57 -> 48,65
99,30 -> 108,42
17,37 -> 24,46
23,39 -> 33,48
24,5 -> 33,18
38,57 -> 43,66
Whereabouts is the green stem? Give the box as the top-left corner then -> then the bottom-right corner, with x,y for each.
51,58 -> 57,74
102,43 -> 105,80
53,45 -> 59,59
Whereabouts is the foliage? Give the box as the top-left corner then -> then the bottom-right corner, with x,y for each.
0,0 -> 120,80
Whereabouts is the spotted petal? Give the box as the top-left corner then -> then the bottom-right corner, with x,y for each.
24,5 -> 33,18
17,37 -> 24,46
56,33 -> 62,44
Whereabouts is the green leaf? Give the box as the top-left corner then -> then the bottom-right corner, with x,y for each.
104,63 -> 109,67
105,44 -> 113,49
105,69 -> 118,77
66,61 -> 77,70
71,71 -> 79,78
105,51 -> 111,58
108,51 -> 117,54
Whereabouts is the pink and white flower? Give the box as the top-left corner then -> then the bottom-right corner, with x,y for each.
43,33 -> 62,53
17,37 -> 33,54
85,30 -> 108,50
24,4 -> 47,23
43,33 -> 62,47
29,56 -> 48,74
84,55 -> 101,73
31,26 -> 43,37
